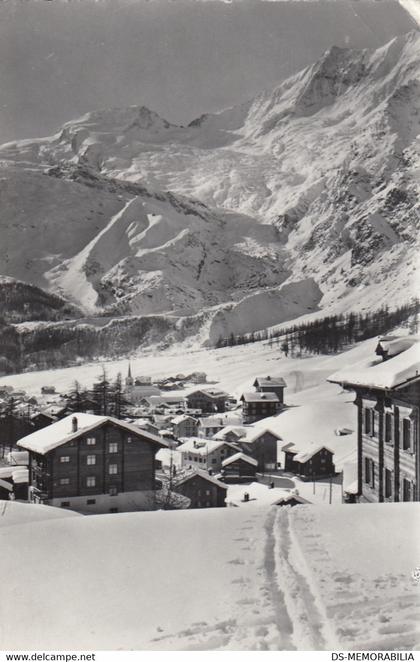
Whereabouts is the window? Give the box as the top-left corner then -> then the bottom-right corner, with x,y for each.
86,437 -> 96,446
109,442 -> 118,453
385,469 -> 392,499
371,410 -> 376,437
87,498 -> 96,505
197,490 -> 201,497
206,490 -> 211,496
109,464 -> 118,475
60,456 -> 70,463
402,419 -> 411,451
59,478 -> 70,485
86,476 -> 96,487
60,501 -> 70,507
86,455 -> 96,465
212,458 -> 217,464
364,457 -> 371,484
403,479 -> 411,502
364,408 -> 371,435
109,486 -> 118,496
109,507 -> 119,513
384,413 -> 393,444
127,436 -> 133,444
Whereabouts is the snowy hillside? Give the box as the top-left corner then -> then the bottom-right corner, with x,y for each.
0,33 -> 419,346
1,501 -> 418,650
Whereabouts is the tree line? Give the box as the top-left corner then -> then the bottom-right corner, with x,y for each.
215,298 -> 420,356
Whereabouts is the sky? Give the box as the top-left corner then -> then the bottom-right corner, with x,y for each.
0,0 -> 417,144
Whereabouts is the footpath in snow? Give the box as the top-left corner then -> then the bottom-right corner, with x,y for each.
0,501 -> 419,650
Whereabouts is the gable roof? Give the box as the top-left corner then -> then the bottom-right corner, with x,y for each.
292,445 -> 334,463
272,494 -> 311,505
171,414 -> 197,425
328,340 -> 420,391
222,452 -> 258,467
187,388 -> 229,400
242,427 -> 283,443
17,413 -> 167,455
177,438 -> 238,456
173,469 -> 227,491
241,392 -> 280,403
253,376 -> 287,388
212,425 -> 249,441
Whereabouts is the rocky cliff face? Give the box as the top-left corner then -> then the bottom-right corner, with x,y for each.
0,32 -> 418,352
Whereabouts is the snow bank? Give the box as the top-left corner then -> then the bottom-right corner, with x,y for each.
1,502 -> 418,650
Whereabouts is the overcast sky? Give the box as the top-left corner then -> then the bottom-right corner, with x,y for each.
0,0 -> 416,144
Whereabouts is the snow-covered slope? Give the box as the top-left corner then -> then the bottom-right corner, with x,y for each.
0,501 -> 418,650
0,33 -> 419,342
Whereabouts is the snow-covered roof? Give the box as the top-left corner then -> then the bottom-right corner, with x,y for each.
171,414 -> 196,425
0,478 -> 13,491
198,415 -> 233,427
241,392 -> 280,402
242,427 -> 282,443
177,438 -> 237,456
272,494 -> 311,505
187,388 -> 229,399
0,467 -> 14,479
6,450 -> 29,466
17,413 -> 167,455
253,376 -> 287,388
292,445 -> 334,463
328,341 -> 420,390
212,425 -> 249,440
12,468 -> 29,484
222,452 -> 258,467
174,469 -> 227,490
376,335 -> 420,358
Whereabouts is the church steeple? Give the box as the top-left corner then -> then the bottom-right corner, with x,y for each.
126,362 -> 134,387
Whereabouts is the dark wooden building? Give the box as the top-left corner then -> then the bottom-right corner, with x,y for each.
221,452 -> 258,481
173,470 -> 227,508
240,392 -> 281,424
236,428 -> 280,472
253,376 -> 287,404
329,338 -> 419,503
283,445 -> 335,479
17,413 -> 167,514
186,389 -> 228,413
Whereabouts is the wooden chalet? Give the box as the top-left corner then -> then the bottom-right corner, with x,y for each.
253,376 -> 287,404
221,452 -> 258,482
186,388 -> 228,413
173,469 -> 227,508
329,337 -> 420,503
171,414 -> 198,439
236,428 -> 280,472
283,444 -> 335,479
178,438 -> 238,472
240,392 -> 281,424
17,413 -> 167,514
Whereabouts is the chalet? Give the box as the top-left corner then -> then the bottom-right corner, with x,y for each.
177,438 -> 238,472
283,444 -> 335,479
171,414 -> 198,439
197,415 -> 233,438
240,392 -> 281,424
253,376 -> 287,404
30,411 -> 57,431
186,388 -> 228,413
17,413 -> 167,514
213,426 -> 249,444
328,337 -> 420,503
125,385 -> 161,405
236,428 -> 280,472
173,470 -> 227,508
221,452 -> 258,481
140,395 -> 186,411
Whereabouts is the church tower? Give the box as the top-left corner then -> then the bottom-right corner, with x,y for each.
125,362 -> 134,388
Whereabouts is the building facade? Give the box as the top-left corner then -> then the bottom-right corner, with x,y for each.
329,339 -> 419,503
18,414 -> 166,514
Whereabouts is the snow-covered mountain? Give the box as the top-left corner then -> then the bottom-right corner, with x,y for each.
0,32 -> 419,346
